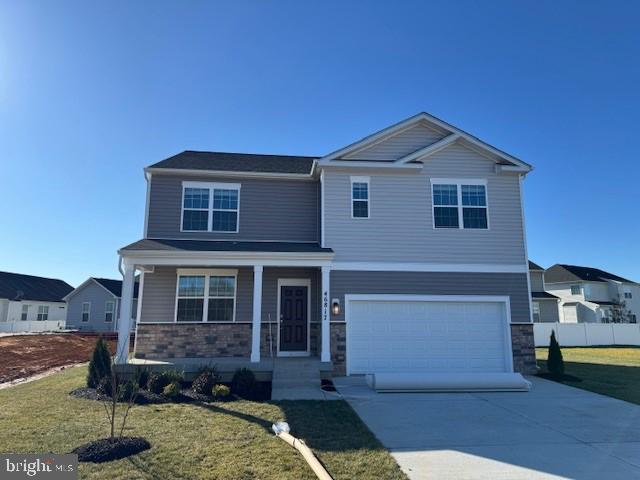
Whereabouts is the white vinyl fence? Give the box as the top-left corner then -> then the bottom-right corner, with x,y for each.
0,320 -> 66,333
534,322 -> 640,347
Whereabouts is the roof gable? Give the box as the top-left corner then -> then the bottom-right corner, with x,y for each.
0,271 -> 73,302
318,112 -> 532,172
64,277 -> 140,301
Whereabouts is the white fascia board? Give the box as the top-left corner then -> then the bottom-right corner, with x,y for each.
318,161 -> 423,170
394,134 -> 461,164
144,167 -> 316,181
119,250 -> 334,267
331,262 -> 528,273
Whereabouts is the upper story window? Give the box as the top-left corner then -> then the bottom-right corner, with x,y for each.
351,176 -> 370,218
181,182 -> 240,233
175,269 -> 237,323
21,304 -> 29,321
570,285 -> 582,295
532,301 -> 540,322
431,179 -> 488,229
37,305 -> 49,321
82,302 -> 90,322
624,292 -> 633,299
105,301 -> 115,323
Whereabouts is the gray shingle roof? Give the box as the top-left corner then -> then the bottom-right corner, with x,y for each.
93,278 -> 139,298
120,238 -> 333,253
531,291 -> 559,300
528,260 -> 544,271
545,264 -> 636,284
148,151 -> 317,175
0,271 -> 73,302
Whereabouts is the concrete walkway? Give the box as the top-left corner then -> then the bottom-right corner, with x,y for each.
334,376 -> 640,479
271,358 -> 334,400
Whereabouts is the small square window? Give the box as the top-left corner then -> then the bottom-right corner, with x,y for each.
570,285 -> 582,295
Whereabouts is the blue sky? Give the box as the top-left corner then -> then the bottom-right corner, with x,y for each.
1,1 -> 638,286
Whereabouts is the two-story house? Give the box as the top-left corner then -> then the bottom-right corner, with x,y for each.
528,261 -> 560,323
114,112 -> 536,383
545,264 -> 639,323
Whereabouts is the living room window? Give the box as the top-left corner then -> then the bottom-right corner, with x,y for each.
105,301 -> 115,322
37,305 -> 49,321
181,182 -> 240,233
432,179 -> 488,229
176,269 -> 237,322
351,176 -> 370,218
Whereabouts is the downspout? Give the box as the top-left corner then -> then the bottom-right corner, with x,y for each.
272,422 -> 333,480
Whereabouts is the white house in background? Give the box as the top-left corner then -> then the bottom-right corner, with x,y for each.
0,271 -> 73,327
528,261 -> 560,323
545,264 -> 639,323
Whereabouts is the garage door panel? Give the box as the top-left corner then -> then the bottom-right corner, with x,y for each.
348,298 -> 510,375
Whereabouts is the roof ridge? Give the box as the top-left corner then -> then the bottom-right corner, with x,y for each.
181,150 -> 318,159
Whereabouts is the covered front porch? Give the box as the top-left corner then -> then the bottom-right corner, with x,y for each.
114,239 -> 335,369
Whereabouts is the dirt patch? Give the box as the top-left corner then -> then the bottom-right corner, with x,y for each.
0,334 -> 117,384
72,437 -> 150,463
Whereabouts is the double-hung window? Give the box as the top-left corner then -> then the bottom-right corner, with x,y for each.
431,179 -> 488,229
176,269 -> 237,322
105,301 -> 115,323
624,292 -> 633,299
181,182 -> 240,233
532,302 -> 541,322
81,302 -> 90,322
37,305 -> 49,321
351,176 -> 370,218
21,304 -> 29,321
570,285 -> 582,296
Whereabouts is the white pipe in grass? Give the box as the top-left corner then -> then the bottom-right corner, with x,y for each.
272,422 -> 333,480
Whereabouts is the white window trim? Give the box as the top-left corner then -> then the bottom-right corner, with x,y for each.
21,304 -> 30,321
430,178 -> 489,230
37,305 -> 50,321
105,301 -> 115,323
81,302 -> 91,322
180,181 -> 241,234
350,176 -> 370,219
174,268 -> 238,323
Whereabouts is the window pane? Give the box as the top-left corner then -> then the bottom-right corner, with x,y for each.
433,184 -> 458,206
176,298 -> 204,322
182,210 -> 208,231
183,188 -> 209,209
462,208 -> 488,229
212,211 -> 238,231
105,312 -> 113,322
353,200 -> 369,218
209,276 -> 235,297
352,182 -> 368,200
213,189 -> 238,210
462,185 -> 486,206
178,276 -> 205,297
208,298 -> 234,322
434,206 -> 459,228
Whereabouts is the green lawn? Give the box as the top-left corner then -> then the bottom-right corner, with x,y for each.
0,367 -> 406,480
536,346 -> 640,405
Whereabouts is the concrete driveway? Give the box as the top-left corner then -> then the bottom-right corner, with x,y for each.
333,376 -> 640,479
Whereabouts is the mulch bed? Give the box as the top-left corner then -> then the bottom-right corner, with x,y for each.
70,388 -> 169,404
72,437 -> 150,463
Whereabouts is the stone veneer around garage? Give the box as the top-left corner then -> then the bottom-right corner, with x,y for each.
510,323 -> 537,374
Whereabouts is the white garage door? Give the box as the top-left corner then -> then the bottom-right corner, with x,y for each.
347,296 -> 512,375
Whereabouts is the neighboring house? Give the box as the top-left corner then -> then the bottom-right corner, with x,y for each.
114,112 -> 537,381
64,278 -> 139,332
528,261 -> 560,323
545,264 -> 639,323
0,271 -> 73,325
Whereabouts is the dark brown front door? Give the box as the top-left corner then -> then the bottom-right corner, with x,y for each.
279,285 -> 308,352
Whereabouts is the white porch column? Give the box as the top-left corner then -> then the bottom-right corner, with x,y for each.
321,266 -> 331,362
115,262 -> 136,364
251,265 -> 263,363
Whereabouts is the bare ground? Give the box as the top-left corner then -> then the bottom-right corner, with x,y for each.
0,334 -> 117,383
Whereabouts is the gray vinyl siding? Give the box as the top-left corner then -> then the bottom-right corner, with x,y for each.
146,174 -> 319,242
534,299 -> 560,323
139,266 -> 320,324
343,121 -> 448,161
330,271 -> 531,323
323,144 -> 526,264
140,266 -> 253,323
529,270 -> 545,292
66,282 -> 118,332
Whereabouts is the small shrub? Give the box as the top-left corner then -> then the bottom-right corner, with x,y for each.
87,337 -> 112,388
192,368 -> 218,395
96,377 -> 113,397
164,370 -> 184,385
147,372 -> 170,394
118,380 -> 138,401
212,384 -> 231,401
136,368 -> 150,389
163,381 -> 181,399
547,330 -> 565,377
232,368 -> 257,399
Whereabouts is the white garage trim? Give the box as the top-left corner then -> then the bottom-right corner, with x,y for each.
344,294 -> 514,375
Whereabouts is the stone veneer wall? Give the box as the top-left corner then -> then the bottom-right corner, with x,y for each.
135,323 -> 251,359
511,323 -> 537,374
330,323 -> 346,375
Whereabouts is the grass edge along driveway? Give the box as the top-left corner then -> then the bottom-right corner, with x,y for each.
0,366 -> 406,480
